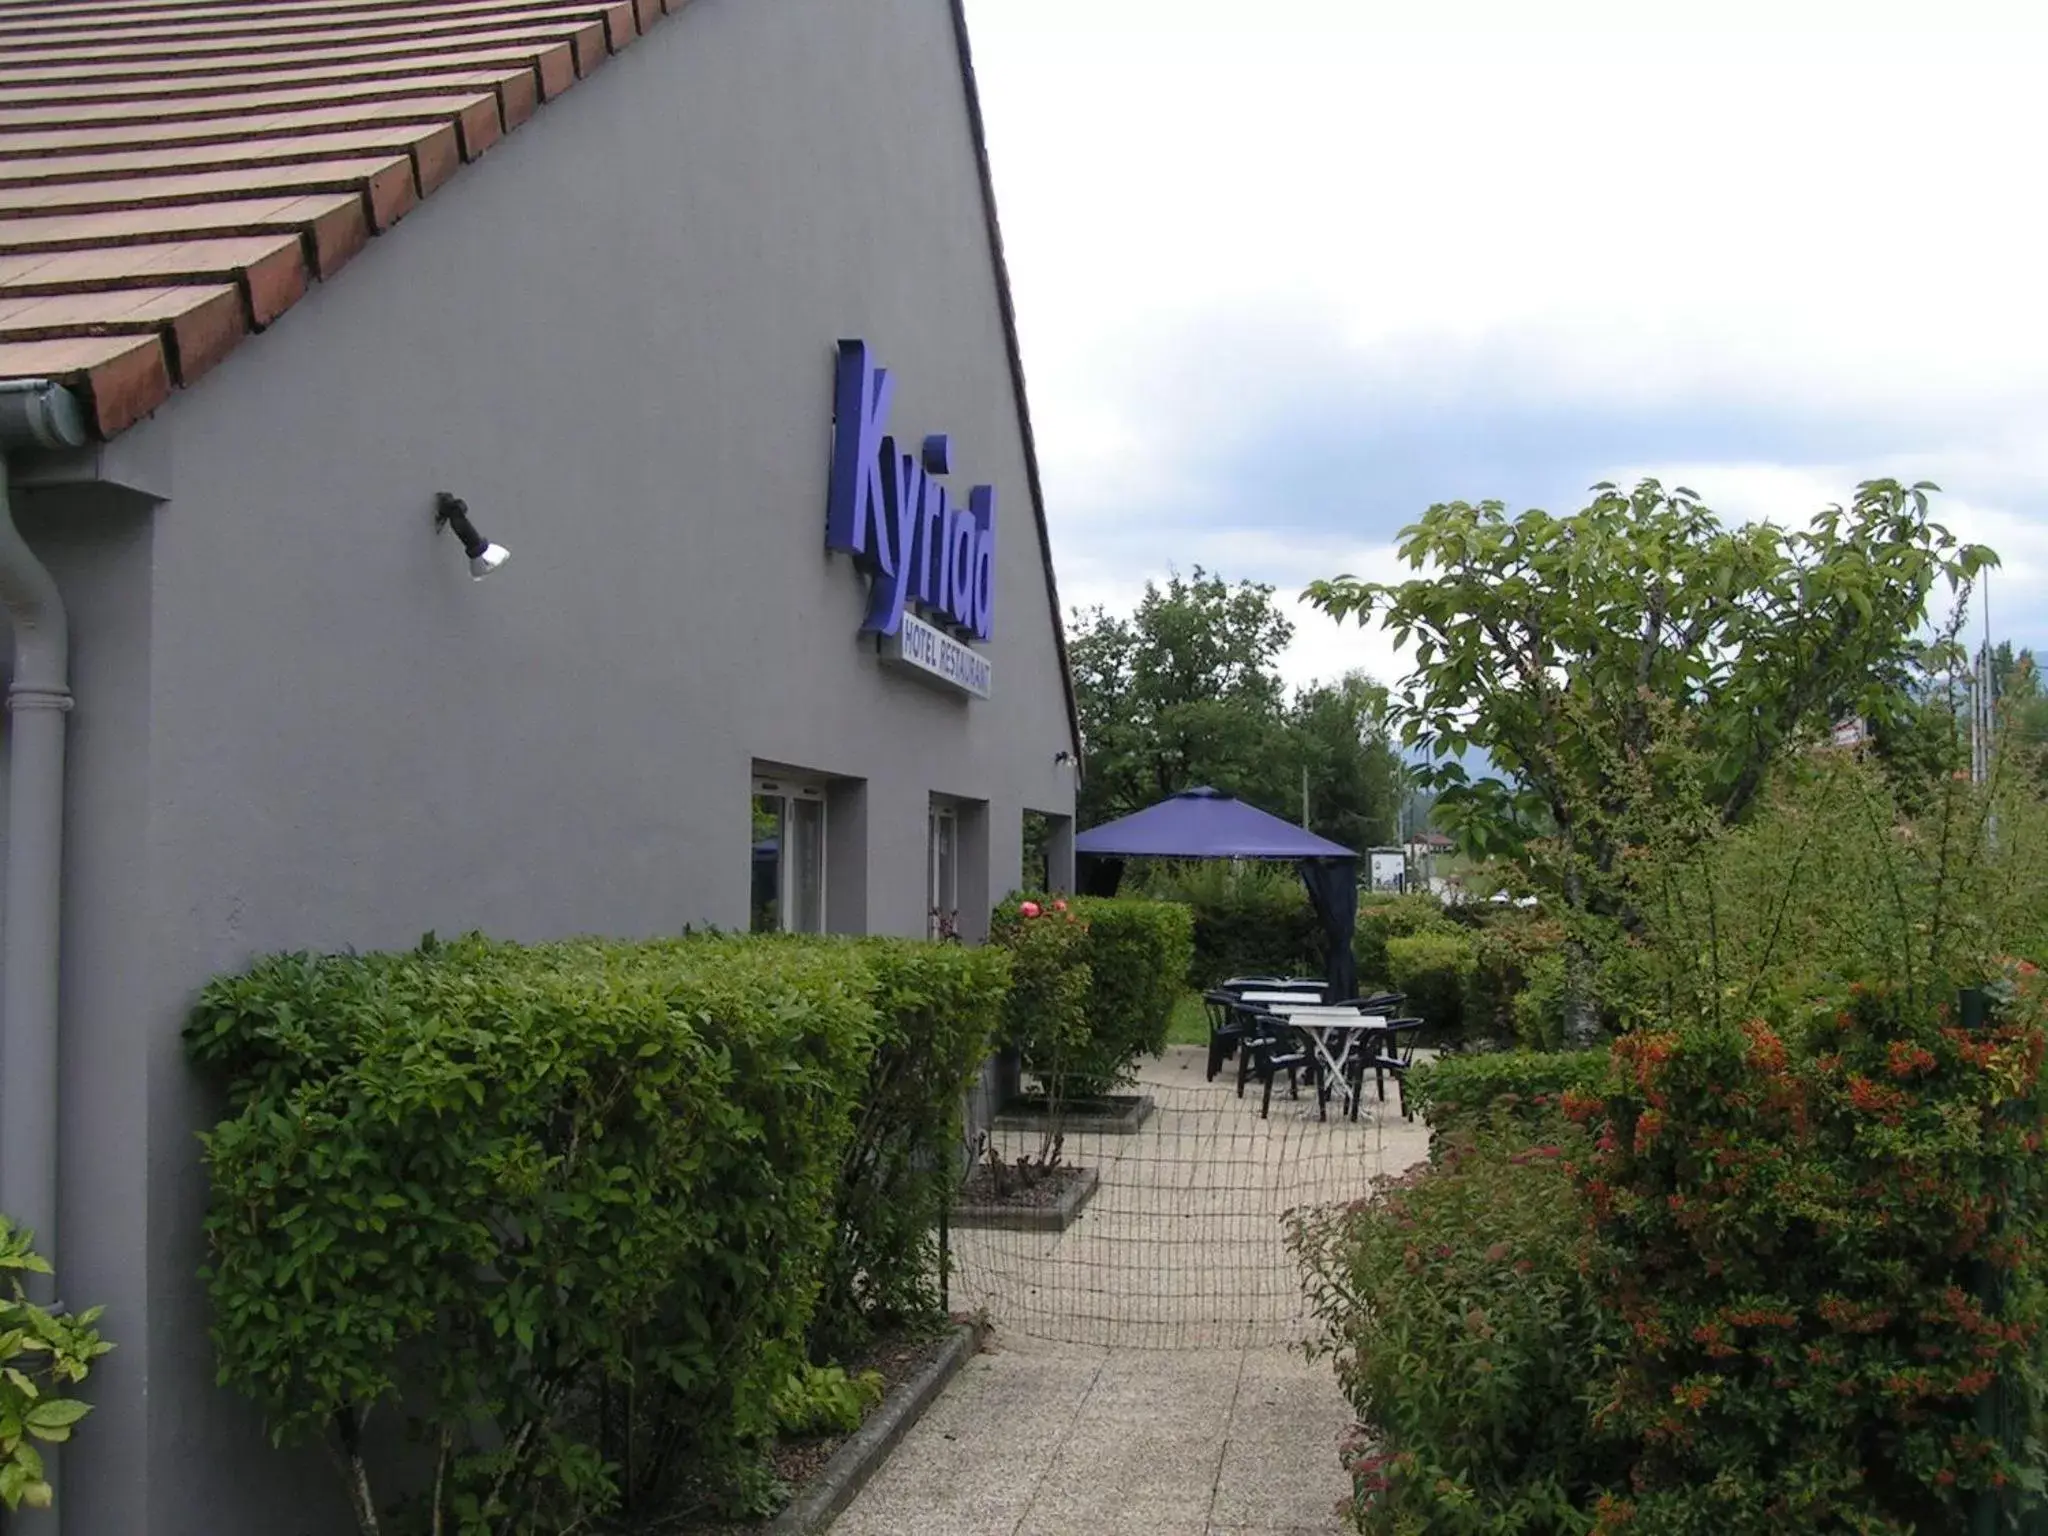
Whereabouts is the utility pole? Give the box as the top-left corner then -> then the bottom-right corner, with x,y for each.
1301,763 -> 1309,829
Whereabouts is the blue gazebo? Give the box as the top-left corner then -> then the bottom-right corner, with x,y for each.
1074,786 -> 1360,1001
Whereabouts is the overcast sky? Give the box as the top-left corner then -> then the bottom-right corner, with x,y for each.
964,0 -> 2048,695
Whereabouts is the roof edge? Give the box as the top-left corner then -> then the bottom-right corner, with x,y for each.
946,0 -> 1084,770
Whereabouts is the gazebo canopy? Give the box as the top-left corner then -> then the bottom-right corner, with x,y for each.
1074,786 -> 1355,861
1074,787 -> 1361,1001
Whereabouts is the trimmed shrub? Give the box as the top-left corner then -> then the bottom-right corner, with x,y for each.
1407,1048 -> 1612,1147
1145,861 -> 1324,989
188,933 -> 882,1531
1386,928 -> 1475,1037
810,938 -> 1009,1360
993,896 -> 1192,1097
1290,1109 -> 1627,1534
1070,896 -> 1195,1083
1356,893 -> 1457,986
1571,973 -> 2048,1533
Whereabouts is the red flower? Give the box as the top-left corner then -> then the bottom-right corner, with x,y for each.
1886,1040 -> 1938,1079
1633,1110 -> 1664,1155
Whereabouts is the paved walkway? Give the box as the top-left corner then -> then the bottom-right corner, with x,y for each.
835,1046 -> 1431,1535
833,1334 -> 1353,1536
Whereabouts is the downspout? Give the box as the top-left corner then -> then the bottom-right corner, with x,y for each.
0,379 -> 87,1306
0,379 -> 85,1536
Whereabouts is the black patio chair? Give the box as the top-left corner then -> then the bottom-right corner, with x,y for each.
1203,989 -> 1245,1081
1241,1012 -> 1327,1121
1342,1017 -> 1425,1122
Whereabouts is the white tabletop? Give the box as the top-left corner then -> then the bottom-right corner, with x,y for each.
1260,1004 -> 1390,1025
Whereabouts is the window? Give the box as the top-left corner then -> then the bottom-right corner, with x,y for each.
752,777 -> 826,934
928,800 -> 959,939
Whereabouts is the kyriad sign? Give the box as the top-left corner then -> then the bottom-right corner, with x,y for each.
825,341 -> 995,698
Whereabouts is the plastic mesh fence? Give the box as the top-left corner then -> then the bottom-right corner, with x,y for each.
948,1044 -> 1432,1351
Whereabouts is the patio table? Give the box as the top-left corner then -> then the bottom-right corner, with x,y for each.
1250,1001 -> 1390,1114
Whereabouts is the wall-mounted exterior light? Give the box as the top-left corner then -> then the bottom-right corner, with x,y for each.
433,492 -> 508,580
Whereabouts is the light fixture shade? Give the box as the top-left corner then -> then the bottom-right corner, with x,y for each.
468,543 -> 509,580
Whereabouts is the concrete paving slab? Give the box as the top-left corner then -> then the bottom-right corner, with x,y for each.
838,1047 -> 1425,1534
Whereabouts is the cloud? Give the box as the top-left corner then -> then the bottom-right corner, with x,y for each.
964,5 -> 2048,689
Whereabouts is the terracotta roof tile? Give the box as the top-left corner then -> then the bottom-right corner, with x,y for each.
0,0 -> 689,435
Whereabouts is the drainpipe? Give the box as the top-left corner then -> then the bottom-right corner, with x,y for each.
0,380 -> 86,1288
0,378 -> 86,1536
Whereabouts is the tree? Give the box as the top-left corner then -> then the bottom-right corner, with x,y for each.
1305,477 -> 1996,1044
1068,568 -> 1296,826
1290,673 -> 1404,850
1066,570 -> 1404,847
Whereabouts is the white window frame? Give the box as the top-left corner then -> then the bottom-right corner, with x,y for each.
928,799 -> 960,939
753,775 -> 828,934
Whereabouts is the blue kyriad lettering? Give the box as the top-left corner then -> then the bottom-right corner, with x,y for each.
825,340 -> 996,642
825,343 -> 895,572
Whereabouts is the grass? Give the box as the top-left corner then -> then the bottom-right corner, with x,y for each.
1166,992 -> 1209,1047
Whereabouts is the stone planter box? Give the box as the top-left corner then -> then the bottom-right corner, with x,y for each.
994,1092 -> 1155,1136
951,1165 -> 1101,1232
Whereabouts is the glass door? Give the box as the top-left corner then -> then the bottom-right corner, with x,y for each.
751,778 -> 827,934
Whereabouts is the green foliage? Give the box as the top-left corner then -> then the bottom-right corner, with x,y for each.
1463,913 -> 1565,1042
1067,567 -> 1404,843
1386,929 -> 1475,1037
811,939 -> 1009,1360
1069,897 -> 1195,1086
1616,739 -> 2048,1034
1135,861 -> 1323,989
991,896 -> 1191,1097
1307,477 -> 1994,861
770,1362 -> 884,1439
1289,1110 -> 1627,1535
1406,1049 -> 1612,1145
0,1218 -> 111,1514
1575,978 -> 2048,1533
989,898 -> 1094,1102
1292,673 -> 1406,851
1307,478 -> 1997,1043
1511,953 -> 1569,1051
1355,892 -> 1458,987
188,933 -> 882,1533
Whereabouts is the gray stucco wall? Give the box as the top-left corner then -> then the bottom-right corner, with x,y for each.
22,1 -> 1077,1529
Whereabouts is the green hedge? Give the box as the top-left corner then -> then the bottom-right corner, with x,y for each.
809,938 -> 1008,1360
1386,929 -> 1475,1038
188,933 -> 918,1529
992,896 -> 1193,1096
1072,896 -> 1194,1081
1406,1048 -> 1612,1143
1129,862 -> 1323,988
1578,986 -> 2048,1527
1355,893 -> 1457,987
1290,1109 -> 1627,1534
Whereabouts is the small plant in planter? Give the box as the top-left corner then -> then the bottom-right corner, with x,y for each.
0,1216 -> 112,1514
968,1128 -> 1067,1200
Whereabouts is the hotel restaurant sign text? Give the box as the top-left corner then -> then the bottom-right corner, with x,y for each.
825,340 -> 994,699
